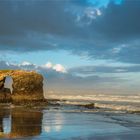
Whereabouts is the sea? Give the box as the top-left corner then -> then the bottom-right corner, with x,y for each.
47,93 -> 140,112
0,93 -> 140,140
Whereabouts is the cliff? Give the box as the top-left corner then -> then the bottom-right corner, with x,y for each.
0,70 -> 44,103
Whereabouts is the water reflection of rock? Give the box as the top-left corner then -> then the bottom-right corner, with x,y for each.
0,117 -> 3,133
10,110 -> 42,138
0,109 -> 43,138
0,109 -> 10,137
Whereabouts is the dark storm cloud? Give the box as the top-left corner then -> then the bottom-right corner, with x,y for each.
0,0 -> 82,37
0,0 -> 140,63
90,0 -> 140,39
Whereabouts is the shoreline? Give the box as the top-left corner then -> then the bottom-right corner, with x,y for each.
0,99 -> 140,115
0,102 -> 140,140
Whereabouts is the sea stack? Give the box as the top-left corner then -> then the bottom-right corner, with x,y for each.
0,70 -> 44,103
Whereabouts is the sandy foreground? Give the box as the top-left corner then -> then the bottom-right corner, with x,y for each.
0,106 -> 140,140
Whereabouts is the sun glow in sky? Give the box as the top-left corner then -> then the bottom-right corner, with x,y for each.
0,0 -> 140,94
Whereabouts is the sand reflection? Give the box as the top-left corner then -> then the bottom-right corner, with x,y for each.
43,112 -> 64,133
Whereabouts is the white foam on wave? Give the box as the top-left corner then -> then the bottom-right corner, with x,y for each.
47,94 -> 140,112
95,103 -> 140,112
47,94 -> 140,103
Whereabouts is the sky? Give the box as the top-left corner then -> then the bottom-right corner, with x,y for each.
0,0 -> 140,94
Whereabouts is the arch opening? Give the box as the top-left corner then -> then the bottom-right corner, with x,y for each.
4,76 -> 13,94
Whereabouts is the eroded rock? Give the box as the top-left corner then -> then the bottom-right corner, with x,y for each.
0,70 -> 44,103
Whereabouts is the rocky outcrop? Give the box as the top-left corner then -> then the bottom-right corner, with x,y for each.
0,70 -> 44,103
0,76 -> 5,89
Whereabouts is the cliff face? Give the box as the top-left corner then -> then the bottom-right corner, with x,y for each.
0,76 -> 5,89
0,70 -> 44,102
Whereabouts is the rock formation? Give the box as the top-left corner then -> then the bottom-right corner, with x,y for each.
0,70 -> 44,102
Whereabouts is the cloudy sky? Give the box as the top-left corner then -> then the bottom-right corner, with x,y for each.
0,0 -> 140,94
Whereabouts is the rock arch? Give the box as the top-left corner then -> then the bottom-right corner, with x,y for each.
4,76 -> 13,94
0,70 -> 44,102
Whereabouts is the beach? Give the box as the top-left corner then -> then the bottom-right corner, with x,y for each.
0,102 -> 140,140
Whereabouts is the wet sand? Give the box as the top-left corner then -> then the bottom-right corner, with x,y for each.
0,107 -> 140,140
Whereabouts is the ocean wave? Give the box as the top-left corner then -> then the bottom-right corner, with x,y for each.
47,94 -> 140,103
47,94 -> 140,112
95,103 -> 140,112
